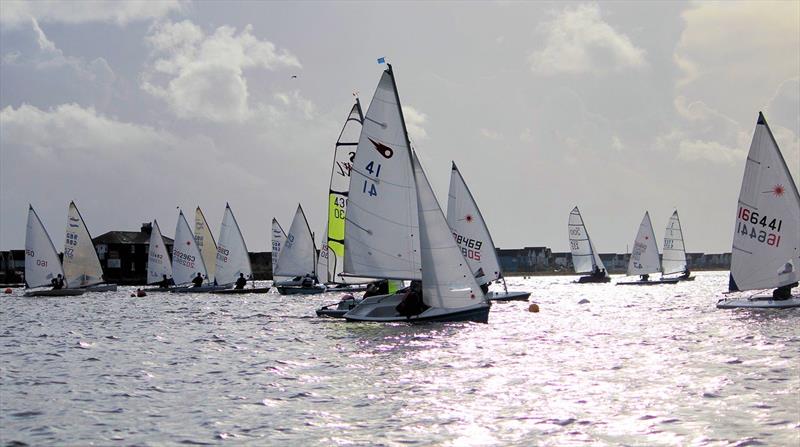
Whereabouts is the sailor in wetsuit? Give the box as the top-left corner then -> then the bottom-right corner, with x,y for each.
396,280 -> 428,318
773,282 -> 798,300
157,274 -> 172,289
51,274 -> 65,290
191,272 -> 204,287
234,273 -> 247,290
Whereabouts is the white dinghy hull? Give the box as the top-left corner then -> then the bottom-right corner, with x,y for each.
616,278 -> 679,286
344,294 -> 490,323
717,295 -> 800,309
24,288 -> 85,297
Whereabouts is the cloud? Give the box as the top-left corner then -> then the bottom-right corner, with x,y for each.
479,128 -> 502,140
675,139 -> 746,165
529,3 -> 646,75
141,20 -> 302,123
401,105 -> 428,141
0,0 -> 184,28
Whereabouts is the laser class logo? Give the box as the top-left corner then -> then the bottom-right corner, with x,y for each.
369,138 -> 394,159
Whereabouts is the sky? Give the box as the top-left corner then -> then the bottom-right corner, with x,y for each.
1,0 -> 798,255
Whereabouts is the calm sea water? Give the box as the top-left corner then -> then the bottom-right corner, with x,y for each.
1,271 -> 798,446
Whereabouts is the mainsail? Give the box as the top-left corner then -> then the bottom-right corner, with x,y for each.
147,219 -> 173,285
627,212 -> 661,276
274,205 -> 317,278
195,207 -> 217,283
729,112 -> 800,291
661,210 -> 688,275
413,152 -> 484,309
62,201 -> 104,287
326,99 -> 371,284
568,206 -> 606,274
316,223 -> 330,283
271,218 -> 291,282
343,66 -> 421,281
447,162 -> 503,284
24,205 -> 65,288
172,210 -> 208,286
215,204 -> 253,286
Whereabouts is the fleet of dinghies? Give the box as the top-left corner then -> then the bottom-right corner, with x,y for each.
16,63 -> 798,312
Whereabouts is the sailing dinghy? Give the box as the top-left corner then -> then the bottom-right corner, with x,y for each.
661,210 -> 694,281
170,210 -> 215,292
448,162 -> 531,300
272,204 -> 326,295
145,219 -> 174,291
23,205 -> 84,297
342,65 -> 490,323
617,212 -> 678,285
568,206 -> 610,283
718,112 -> 799,309
63,201 -> 117,292
271,218 -> 292,287
194,207 -> 217,284
212,204 -> 270,294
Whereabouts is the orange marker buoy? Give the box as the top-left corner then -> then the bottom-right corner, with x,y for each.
4,288 -> 12,294
528,303 -> 540,313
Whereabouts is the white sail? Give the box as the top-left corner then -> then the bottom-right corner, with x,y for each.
568,206 -> 606,274
271,218 -> 291,282
274,205 -> 317,278
24,205 -> 65,288
147,219 -> 173,285
413,152 -> 484,309
661,210 -> 688,275
326,100 -> 372,284
214,204 -> 252,286
172,210 -> 208,286
627,211 -> 661,276
62,201 -> 104,287
730,112 -> 800,291
194,207 -> 217,282
317,223 -> 330,283
446,162 -> 502,284
343,66 -> 421,281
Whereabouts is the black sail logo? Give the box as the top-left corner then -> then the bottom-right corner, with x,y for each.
369,138 -> 393,159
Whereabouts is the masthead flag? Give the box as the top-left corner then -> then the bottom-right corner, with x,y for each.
377,57 -> 386,64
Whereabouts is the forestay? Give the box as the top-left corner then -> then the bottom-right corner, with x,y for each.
447,162 -> 502,284
568,206 -> 606,274
661,210 -> 687,275
63,201 -> 104,287
172,210 -> 208,286
147,219 -> 173,285
271,218 -> 292,282
24,205 -> 65,288
413,152 -> 484,309
274,205 -> 317,278
195,207 -> 217,283
214,204 -> 252,286
730,113 -> 800,291
344,66 -> 421,281
627,212 -> 661,276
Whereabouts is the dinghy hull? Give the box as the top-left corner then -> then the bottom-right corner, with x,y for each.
24,288 -> 85,297
276,285 -> 327,295
576,275 -> 611,284
213,287 -> 273,295
616,278 -> 679,286
316,296 -> 361,318
486,291 -> 530,302
170,285 -> 220,293
344,294 -> 490,323
81,284 -> 118,292
717,296 -> 800,309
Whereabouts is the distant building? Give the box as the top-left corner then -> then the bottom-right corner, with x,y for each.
93,223 -> 174,285
0,250 -> 25,284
